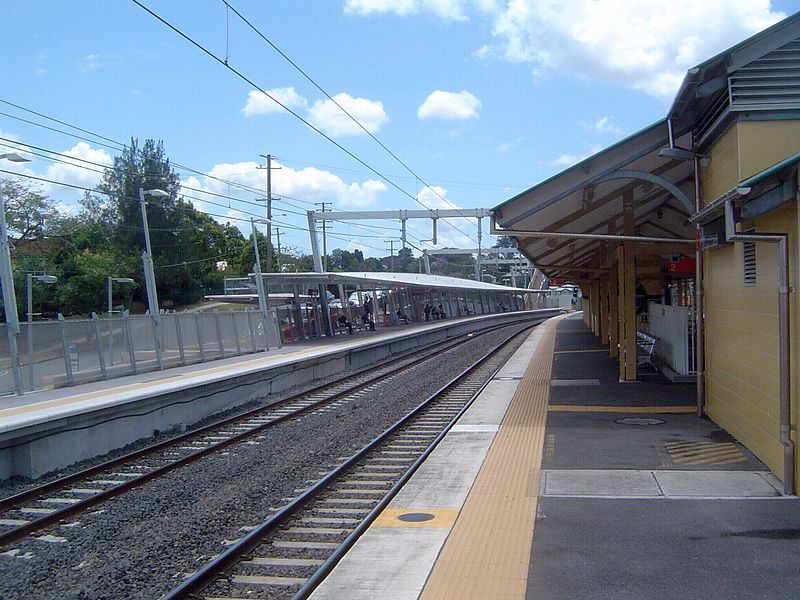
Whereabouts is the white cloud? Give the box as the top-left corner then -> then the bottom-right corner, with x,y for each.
482,0 -> 785,98
344,0 -> 471,20
414,185 -> 480,247
278,165 -> 387,208
579,116 -> 622,136
179,160 -> 388,236
307,93 -> 389,137
242,87 -> 308,117
80,53 -> 102,73
418,90 -> 481,120
348,1 -> 786,99
45,142 -> 113,192
416,185 -> 453,209
553,143 -> 604,167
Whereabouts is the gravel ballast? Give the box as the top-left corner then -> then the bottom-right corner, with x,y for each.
0,323 -> 534,599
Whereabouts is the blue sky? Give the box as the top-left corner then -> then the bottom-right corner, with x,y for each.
1,1 -> 796,258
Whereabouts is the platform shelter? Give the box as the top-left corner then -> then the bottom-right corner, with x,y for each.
255,271 -> 540,342
492,12 -> 800,493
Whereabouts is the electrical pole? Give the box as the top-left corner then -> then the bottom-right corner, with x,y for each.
259,154 -> 280,272
316,201 -> 329,272
387,240 -> 395,272
275,227 -> 282,272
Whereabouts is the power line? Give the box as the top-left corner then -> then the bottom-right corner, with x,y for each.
0,98 -> 449,253
130,0 -> 479,245
222,1 -> 480,231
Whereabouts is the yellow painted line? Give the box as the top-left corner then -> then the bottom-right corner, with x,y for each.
372,507 -> 459,529
553,349 -> 608,354
668,444 -> 737,458
548,405 -> 695,414
672,450 -> 746,464
665,441 -> 725,449
420,315 -> 564,600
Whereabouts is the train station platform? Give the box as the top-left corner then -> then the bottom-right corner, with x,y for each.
0,311 -> 551,479
311,312 -> 800,600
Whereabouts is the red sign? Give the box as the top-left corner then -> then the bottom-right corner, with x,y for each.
668,257 -> 696,273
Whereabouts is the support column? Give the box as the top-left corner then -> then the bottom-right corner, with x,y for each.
617,243 -> 637,381
598,279 -> 608,345
609,263 -> 619,358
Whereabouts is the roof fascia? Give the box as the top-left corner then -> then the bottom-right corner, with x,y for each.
498,136 -> 673,227
493,118 -> 669,216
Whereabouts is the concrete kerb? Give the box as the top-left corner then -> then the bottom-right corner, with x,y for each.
1,310 -> 563,479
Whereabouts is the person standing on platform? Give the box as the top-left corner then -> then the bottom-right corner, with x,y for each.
363,295 -> 375,330
424,302 -> 432,321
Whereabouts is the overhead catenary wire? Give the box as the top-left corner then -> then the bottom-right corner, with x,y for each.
221,0 -> 481,239
129,0 -> 479,245
0,105 -> 437,250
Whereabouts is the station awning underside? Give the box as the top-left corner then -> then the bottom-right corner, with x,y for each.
491,119 -> 697,281
258,271 -> 540,294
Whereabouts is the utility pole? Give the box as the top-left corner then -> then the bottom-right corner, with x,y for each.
275,227 -> 282,272
386,240 -> 395,272
259,154 -> 280,272
316,201 -> 329,272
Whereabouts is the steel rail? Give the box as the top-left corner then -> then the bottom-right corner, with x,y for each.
0,319 -> 531,547
160,321 -> 541,600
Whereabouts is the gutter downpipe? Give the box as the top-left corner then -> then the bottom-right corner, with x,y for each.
724,199 -> 794,495
694,157 -> 705,417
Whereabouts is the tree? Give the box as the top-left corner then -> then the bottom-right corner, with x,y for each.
1,179 -> 59,251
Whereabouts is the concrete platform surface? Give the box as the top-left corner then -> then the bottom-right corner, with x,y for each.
310,312 -> 800,600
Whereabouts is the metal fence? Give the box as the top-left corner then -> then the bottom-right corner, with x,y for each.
0,308 -> 282,396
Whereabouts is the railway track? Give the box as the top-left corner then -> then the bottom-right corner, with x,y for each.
0,320 -> 532,548
160,323 -> 533,600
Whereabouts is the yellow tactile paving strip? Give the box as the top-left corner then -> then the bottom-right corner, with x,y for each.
549,405 -> 695,414
419,316 -> 562,600
372,507 -> 459,529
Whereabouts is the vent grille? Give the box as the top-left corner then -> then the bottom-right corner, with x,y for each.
743,239 -> 757,287
730,40 -> 800,111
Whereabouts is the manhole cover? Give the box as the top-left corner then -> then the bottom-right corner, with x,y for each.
615,417 -> 666,426
397,512 -> 435,522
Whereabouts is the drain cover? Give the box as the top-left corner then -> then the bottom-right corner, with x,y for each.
615,417 -> 666,426
397,512 -> 435,522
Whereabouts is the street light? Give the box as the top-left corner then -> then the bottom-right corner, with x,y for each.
26,273 -> 56,391
107,277 -> 135,366
138,187 -> 168,369
0,152 -> 31,395
107,277 -> 135,316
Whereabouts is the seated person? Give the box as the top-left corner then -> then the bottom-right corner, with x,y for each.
336,313 -> 353,334
395,309 -> 408,324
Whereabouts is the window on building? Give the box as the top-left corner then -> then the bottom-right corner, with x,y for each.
743,238 -> 757,287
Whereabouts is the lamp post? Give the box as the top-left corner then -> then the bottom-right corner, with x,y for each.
26,273 -> 56,390
107,276 -> 134,366
0,152 -> 31,395
107,277 -> 135,316
138,187 -> 168,369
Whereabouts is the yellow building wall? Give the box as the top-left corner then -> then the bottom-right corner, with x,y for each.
701,120 -> 800,489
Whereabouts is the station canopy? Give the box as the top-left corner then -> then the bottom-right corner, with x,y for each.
258,271 -> 540,294
491,118 -> 697,280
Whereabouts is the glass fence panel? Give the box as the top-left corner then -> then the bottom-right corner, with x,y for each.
22,321 -> 67,391
127,316 -> 159,371
176,314 -> 202,364
100,316 -> 135,376
159,314 -> 184,368
231,311 -> 252,352
197,313 -> 223,360
0,325 -> 16,396
59,318 -> 104,382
